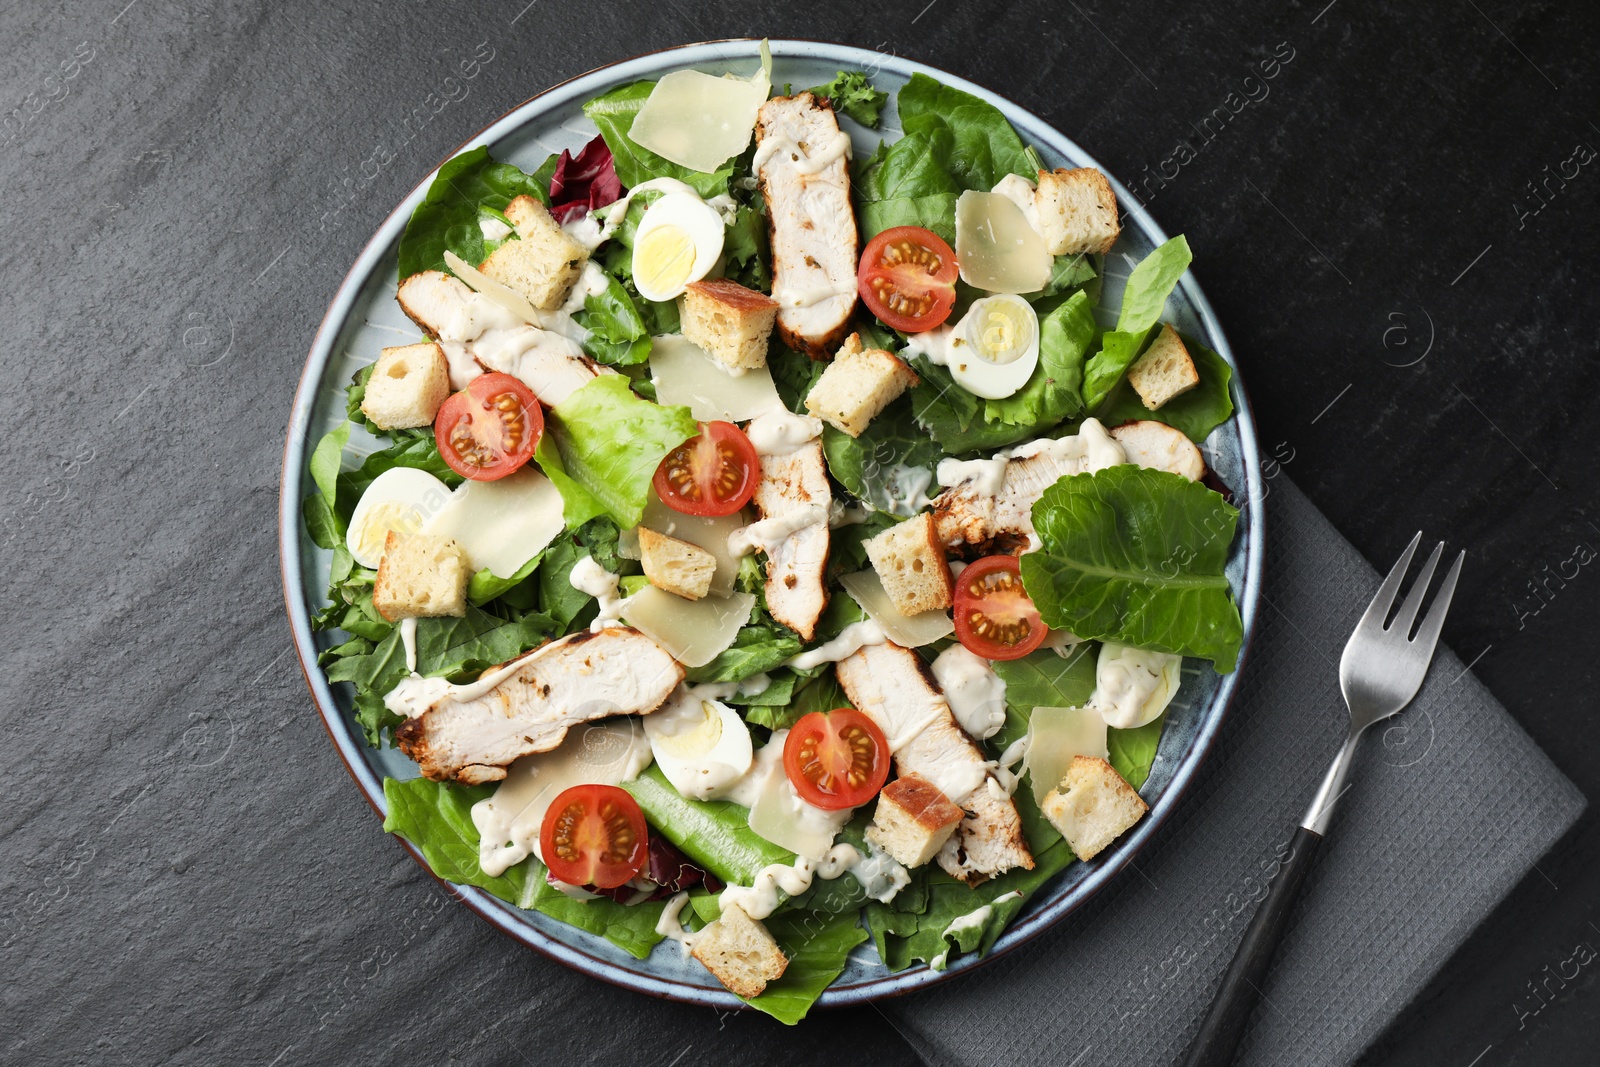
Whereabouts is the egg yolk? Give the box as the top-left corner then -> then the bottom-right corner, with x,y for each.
635,224 -> 697,296
969,303 -> 1032,365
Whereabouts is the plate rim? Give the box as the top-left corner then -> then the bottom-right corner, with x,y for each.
277,37 -> 1265,1012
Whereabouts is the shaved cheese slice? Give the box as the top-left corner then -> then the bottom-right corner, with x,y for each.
747,747 -> 852,860
1023,706 -> 1110,805
839,569 -> 954,649
955,190 -> 1052,294
629,60 -> 770,174
623,587 -> 754,667
640,494 -> 748,597
649,334 -> 785,421
443,249 -> 544,327
422,466 -> 565,578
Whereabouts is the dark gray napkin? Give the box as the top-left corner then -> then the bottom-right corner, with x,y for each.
881,474 -> 1585,1066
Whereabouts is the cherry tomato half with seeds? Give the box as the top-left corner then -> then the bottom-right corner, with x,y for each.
953,554 -> 1048,661
538,784 -> 649,890
434,372 -> 542,481
857,225 -> 959,333
652,420 -> 760,517
783,709 -> 891,811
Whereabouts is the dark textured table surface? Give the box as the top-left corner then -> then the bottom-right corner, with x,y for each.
3,1 -> 1595,1064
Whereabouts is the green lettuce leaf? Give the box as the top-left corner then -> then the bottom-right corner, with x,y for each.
1093,336 -> 1235,443
467,554 -> 541,605
1020,465 -> 1243,672
1108,714 -> 1164,790
583,81 -> 734,198
722,202 -> 771,292
804,70 -> 888,127
1081,236 -> 1192,410
743,910 -> 870,1024
574,272 -> 652,366
743,671 -> 847,731
820,397 -> 944,514
990,643 -> 1098,709
684,623 -> 803,684
623,765 -> 794,886
542,375 -> 697,528
895,73 -> 1032,191
397,147 -> 551,279
852,131 -> 962,244
382,777 -> 666,959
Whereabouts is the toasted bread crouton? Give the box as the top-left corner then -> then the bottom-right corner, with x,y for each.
1035,167 -> 1120,256
1126,324 -> 1200,410
864,512 -> 953,616
372,531 -> 470,622
480,195 -> 587,310
690,903 -> 788,999
1109,420 -> 1206,481
803,333 -> 919,437
360,343 -> 450,430
1041,755 -> 1148,861
638,527 -> 716,601
867,774 -> 966,868
678,279 -> 780,373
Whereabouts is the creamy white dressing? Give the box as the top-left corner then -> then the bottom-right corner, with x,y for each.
936,456 -> 1008,497
727,503 -> 829,558
1041,628 -> 1085,657
900,324 -> 964,367
771,278 -> 856,309
559,260 -> 610,314
400,617 -> 419,674
710,728 -> 785,809
436,339 -> 485,391
569,555 -> 628,631
582,177 -> 707,249
744,409 -> 822,455
752,128 -> 852,176
656,890 -> 699,952
987,735 -> 1030,800
932,644 -> 1008,740
828,500 -> 870,527
1091,643 -> 1183,729
850,840 -> 912,903
382,646 -> 542,719
940,889 -> 1024,948
785,619 -> 886,672
479,215 -> 514,242
560,212 -> 605,251
883,463 -> 936,514
719,855 -> 821,921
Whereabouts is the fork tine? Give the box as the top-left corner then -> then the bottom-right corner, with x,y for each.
1355,531 -> 1422,634
1410,549 -> 1465,656
1388,541 -> 1445,637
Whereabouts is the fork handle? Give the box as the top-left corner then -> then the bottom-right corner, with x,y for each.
1180,826 -> 1323,1067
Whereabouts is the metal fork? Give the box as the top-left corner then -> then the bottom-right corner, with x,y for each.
1182,533 -> 1466,1067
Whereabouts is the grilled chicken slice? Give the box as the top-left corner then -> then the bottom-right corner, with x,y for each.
1108,420 -> 1205,481
932,418 -> 1126,554
393,628 -> 682,784
396,269 -> 604,401
756,94 -> 858,358
751,439 -> 831,641
837,642 -> 1034,884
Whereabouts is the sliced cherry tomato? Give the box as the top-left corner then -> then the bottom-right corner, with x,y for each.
652,420 -> 759,517
857,225 -> 959,332
434,372 -> 542,481
538,784 -> 649,890
953,554 -> 1048,661
783,710 -> 891,811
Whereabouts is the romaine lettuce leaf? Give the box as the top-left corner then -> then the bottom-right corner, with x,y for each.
852,131 -> 962,243
583,81 -> 734,198
743,910 -> 869,1024
1108,713 -> 1164,790
541,374 -> 697,528
573,271 -> 652,366
990,643 -> 1098,709
623,765 -> 795,885
803,70 -> 889,127
1020,465 -> 1243,672
397,146 -> 552,279
895,73 -> 1033,191
1092,336 -> 1235,443
684,622 -> 802,684
1081,236 -> 1192,410
820,397 -> 944,515
382,776 -> 667,959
